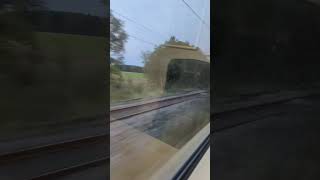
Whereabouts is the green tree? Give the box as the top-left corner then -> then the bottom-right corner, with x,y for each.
144,37 -> 198,89
0,0 -> 45,85
165,36 -> 195,47
141,50 -> 152,66
110,11 -> 128,65
110,10 -> 128,90
141,36 -> 187,68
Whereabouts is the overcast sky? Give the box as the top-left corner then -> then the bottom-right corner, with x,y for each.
111,0 -> 210,66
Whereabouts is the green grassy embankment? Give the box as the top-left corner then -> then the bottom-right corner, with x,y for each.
0,32 -> 107,140
110,71 -> 162,104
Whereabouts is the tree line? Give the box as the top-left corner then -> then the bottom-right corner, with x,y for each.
27,10 -> 107,37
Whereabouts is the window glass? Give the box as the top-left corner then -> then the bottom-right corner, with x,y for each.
110,0 -> 210,179
0,0 -> 106,141
0,1 -> 107,179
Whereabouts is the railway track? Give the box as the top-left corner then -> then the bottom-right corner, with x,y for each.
0,133 -> 108,179
212,89 -> 320,115
29,157 -> 108,180
1,89 -> 315,179
110,90 -> 207,122
0,133 -> 108,163
212,91 -> 320,133
1,89 -> 318,179
0,90 -> 206,179
2,89 -> 317,179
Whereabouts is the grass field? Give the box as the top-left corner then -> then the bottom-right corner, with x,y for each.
34,32 -> 107,117
110,71 -> 163,104
35,32 -> 107,57
122,72 -> 146,80
110,71 -> 207,104
0,32 -> 107,140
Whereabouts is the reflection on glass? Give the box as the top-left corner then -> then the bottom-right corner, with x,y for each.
0,0 -> 106,139
0,0 -> 107,179
110,0 -> 210,179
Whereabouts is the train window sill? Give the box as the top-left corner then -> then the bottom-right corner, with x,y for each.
188,148 -> 210,180
149,123 -> 210,180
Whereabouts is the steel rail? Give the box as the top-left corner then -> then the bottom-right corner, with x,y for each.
212,93 -> 320,132
110,90 -> 207,122
29,157 -> 108,180
212,90 -> 320,116
0,133 -> 108,163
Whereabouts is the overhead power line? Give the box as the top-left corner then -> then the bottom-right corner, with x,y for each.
128,34 -> 158,46
181,0 -> 210,29
112,9 -> 170,39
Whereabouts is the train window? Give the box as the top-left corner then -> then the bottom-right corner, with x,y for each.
110,0 -> 210,179
166,59 -> 210,90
